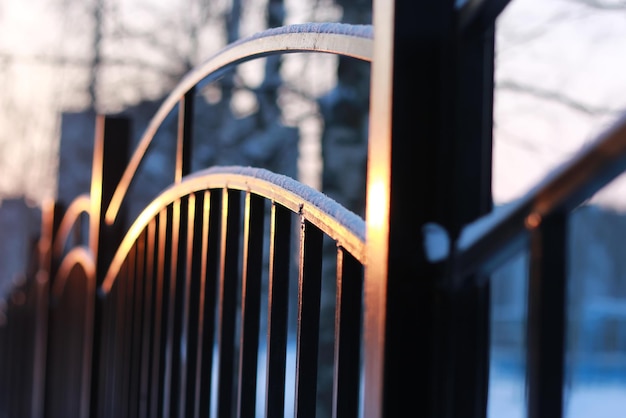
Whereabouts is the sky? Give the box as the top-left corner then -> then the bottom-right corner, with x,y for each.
1,0 -> 626,211
493,0 -> 626,208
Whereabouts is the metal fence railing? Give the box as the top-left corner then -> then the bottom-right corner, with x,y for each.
1,1 -> 626,418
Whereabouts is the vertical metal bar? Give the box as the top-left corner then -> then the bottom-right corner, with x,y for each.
181,191 -> 205,416
212,188 -> 242,418
265,204 -> 292,418
86,116 -> 129,418
175,88 -> 195,183
364,1 -> 502,416
163,200 -> 181,417
196,190 -> 221,418
20,297 -> 30,417
192,191 -> 211,418
7,298 -> 22,417
236,193 -> 265,417
526,211 -> 567,418
0,309 -> 6,417
332,248 -> 363,418
7,301 -> 14,417
17,286 -> 32,418
150,208 -> 169,418
79,264 -> 97,418
169,197 -> 189,417
17,296 -> 27,417
15,298 -> 22,417
445,21 -> 496,416
139,219 -> 157,418
90,115 -> 130,281
0,308 -> 4,414
451,10 -> 498,232
6,300 -> 14,417
104,262 -> 117,417
362,2 -> 401,415
92,292 -> 104,418
294,218 -> 323,418
128,231 -> 147,418
101,275 -> 118,418
92,286 -> 110,418
31,200 -> 56,418
110,258 -> 129,417
119,244 -> 138,417
28,283 -> 39,418
89,115 -> 105,261
178,193 -> 198,417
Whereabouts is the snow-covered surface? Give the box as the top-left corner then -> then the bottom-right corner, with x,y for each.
195,165 -> 366,240
253,343 -> 626,417
488,367 -> 626,418
422,222 -> 451,262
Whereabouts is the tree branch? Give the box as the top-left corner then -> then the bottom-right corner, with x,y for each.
497,79 -> 621,116
0,52 -> 182,79
569,0 -> 626,10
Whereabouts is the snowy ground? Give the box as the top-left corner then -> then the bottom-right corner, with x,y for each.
254,344 -> 626,417
488,366 -> 626,418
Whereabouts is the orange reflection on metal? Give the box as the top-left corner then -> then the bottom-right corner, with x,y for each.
117,233 -> 134,256
175,96 -> 186,184
362,171 -> 390,418
39,198 -> 56,273
101,167 -> 365,296
362,1 -> 394,416
51,247 -> 97,300
90,116 -> 105,256
366,179 -> 389,231
525,212 -> 542,230
49,246 -> 96,418
52,195 -> 91,259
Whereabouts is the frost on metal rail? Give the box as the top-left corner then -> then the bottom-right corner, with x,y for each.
104,22 -> 373,226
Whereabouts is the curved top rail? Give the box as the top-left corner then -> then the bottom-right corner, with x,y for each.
51,246 -> 96,301
100,165 -> 366,295
52,194 -> 91,259
104,23 -> 374,225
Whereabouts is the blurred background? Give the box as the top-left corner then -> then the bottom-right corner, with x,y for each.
1,0 -> 626,416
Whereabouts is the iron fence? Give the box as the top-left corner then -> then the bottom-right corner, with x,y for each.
1,2 -> 626,418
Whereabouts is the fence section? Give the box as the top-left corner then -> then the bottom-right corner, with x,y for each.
1,3 -> 626,418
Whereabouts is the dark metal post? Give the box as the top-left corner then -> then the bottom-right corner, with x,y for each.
175,88 -> 195,183
32,200 -> 60,418
526,211 -> 567,418
90,115 -> 131,278
89,115 -> 131,416
364,1 -> 509,417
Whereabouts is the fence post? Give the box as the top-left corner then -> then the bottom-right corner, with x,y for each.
31,199 -> 62,418
364,1 -> 509,417
89,115 -> 131,416
526,211 -> 567,418
89,115 -> 131,277
175,88 -> 195,183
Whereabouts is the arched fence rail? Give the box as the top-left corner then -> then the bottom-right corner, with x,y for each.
2,2 -> 626,418
96,166 -> 366,418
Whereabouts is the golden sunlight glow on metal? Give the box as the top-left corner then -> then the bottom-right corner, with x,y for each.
100,166 -> 365,295
365,179 -> 389,231
362,2 -> 395,417
51,246 -> 96,301
90,116 -> 105,257
52,194 -> 91,259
